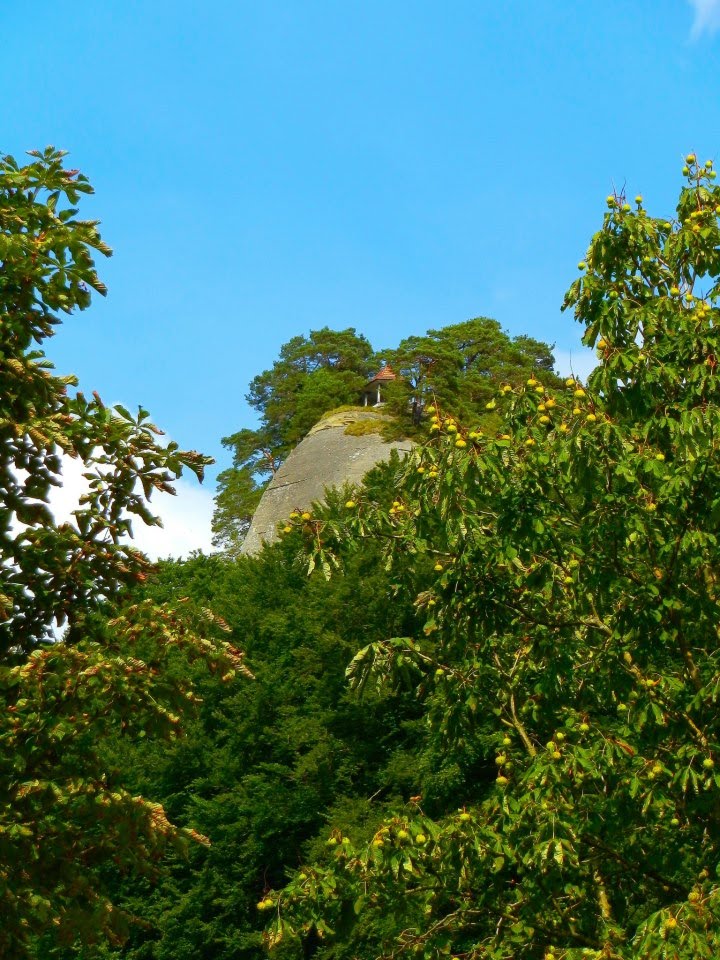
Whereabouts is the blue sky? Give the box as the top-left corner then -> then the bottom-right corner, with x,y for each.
3,1 -> 720,554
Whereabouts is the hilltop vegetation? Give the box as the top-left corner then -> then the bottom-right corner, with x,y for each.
213,320 -> 561,552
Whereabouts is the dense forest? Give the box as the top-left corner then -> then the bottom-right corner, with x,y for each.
3,148 -> 720,960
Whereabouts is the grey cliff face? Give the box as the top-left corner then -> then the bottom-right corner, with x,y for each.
240,409 -> 412,555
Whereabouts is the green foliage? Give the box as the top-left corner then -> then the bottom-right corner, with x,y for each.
380,317 -> 561,429
51,529 -> 425,960
246,327 -> 376,451
343,418 -> 388,437
212,430 -> 269,550
266,160 -> 720,958
214,321 -> 561,552
213,329 -> 376,551
0,148 -> 246,956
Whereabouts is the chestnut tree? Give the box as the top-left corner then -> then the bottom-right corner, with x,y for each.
264,156 -> 720,959
0,148 -> 247,957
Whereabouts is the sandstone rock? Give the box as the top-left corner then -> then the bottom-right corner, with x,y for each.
241,409 -> 412,555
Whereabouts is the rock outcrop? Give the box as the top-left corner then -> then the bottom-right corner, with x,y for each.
240,408 -> 412,556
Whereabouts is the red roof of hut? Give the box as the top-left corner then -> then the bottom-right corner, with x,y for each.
366,364 -> 397,385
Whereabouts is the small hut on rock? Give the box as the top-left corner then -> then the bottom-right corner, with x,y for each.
360,364 -> 396,407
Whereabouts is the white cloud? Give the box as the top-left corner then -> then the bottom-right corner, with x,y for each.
50,455 -> 216,561
553,348 -> 598,383
688,0 -> 720,39
133,478 -> 215,559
